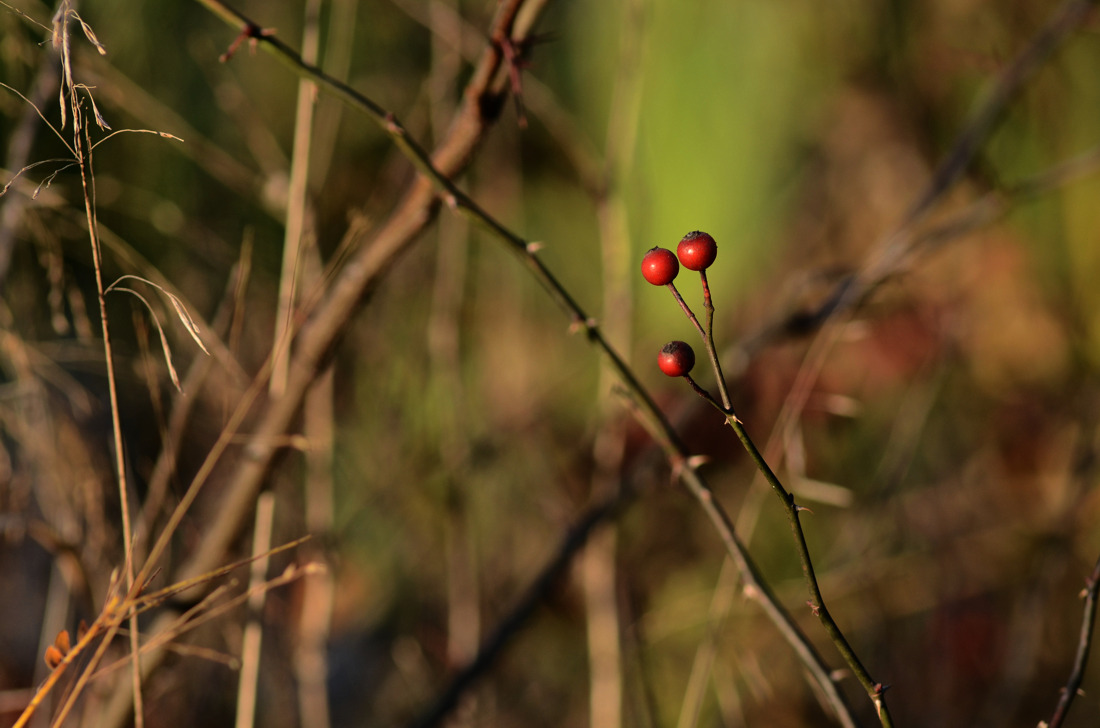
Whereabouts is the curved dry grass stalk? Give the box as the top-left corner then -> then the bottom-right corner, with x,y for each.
104,274 -> 210,391
50,2 -> 146,719
0,6 -> 221,724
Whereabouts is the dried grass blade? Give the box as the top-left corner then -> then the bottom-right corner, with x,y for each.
0,158 -> 71,198
165,290 -> 210,355
107,274 -> 209,355
80,86 -> 111,130
75,12 -> 106,55
0,82 -> 75,154
108,286 -> 181,391
91,129 -> 185,151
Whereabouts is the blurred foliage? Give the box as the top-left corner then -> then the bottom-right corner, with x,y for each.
2,0 -> 1100,727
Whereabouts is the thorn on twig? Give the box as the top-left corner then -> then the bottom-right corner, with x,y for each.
807,600 -> 821,616
581,317 -> 599,338
220,23 -> 276,63
496,33 -> 543,129
685,454 -> 710,470
873,682 -> 891,696
525,241 -> 543,254
794,503 -> 815,515
669,455 -> 688,484
567,316 -> 597,335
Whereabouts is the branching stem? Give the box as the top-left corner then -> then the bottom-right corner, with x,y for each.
675,266 -> 893,725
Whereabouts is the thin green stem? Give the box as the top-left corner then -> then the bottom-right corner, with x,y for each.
676,301 -> 891,723
667,258 -> 891,722
727,412 -> 892,726
697,270 -> 731,411
658,444 -> 859,728
669,274 -> 734,413
667,282 -> 705,339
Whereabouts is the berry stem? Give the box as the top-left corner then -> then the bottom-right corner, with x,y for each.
698,270 -> 732,412
668,281 -> 730,413
666,282 -> 706,339
683,374 -> 723,411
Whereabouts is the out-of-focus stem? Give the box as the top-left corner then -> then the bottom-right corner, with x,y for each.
234,492 -> 275,728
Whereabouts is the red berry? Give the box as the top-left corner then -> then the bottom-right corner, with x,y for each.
641,247 -> 679,286
658,340 -> 695,377
676,231 -> 717,271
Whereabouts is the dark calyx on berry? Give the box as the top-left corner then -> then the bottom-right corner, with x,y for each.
658,340 -> 695,377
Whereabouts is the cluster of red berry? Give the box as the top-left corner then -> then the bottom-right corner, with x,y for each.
641,231 -> 718,378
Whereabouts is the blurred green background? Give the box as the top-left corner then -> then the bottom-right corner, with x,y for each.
2,1 -> 1100,727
